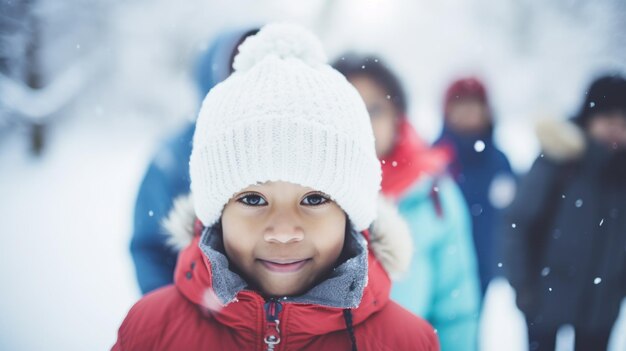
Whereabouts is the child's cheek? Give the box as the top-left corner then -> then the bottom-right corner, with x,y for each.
222,229 -> 257,271
312,223 -> 345,262
222,216 -> 259,263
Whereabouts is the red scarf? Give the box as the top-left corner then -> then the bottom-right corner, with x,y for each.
380,119 -> 450,199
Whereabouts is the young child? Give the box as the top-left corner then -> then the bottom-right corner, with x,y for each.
112,24 -> 439,351
333,54 -> 480,351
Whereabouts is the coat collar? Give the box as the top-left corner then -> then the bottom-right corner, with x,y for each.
197,223 -> 368,308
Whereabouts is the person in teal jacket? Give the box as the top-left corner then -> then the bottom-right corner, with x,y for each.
334,54 -> 481,351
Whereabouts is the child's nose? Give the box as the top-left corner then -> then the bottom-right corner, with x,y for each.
263,213 -> 304,244
264,229 -> 304,244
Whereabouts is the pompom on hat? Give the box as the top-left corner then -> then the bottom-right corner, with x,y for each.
232,24 -> 326,72
189,23 -> 381,231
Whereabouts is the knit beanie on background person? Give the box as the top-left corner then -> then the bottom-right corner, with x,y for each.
443,77 -> 489,118
573,74 -> 626,127
189,23 -> 381,231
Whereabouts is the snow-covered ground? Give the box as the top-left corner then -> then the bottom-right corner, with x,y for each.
1,0 -> 625,350
0,116 -> 156,351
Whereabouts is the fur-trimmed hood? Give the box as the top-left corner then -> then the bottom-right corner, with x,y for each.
535,117 -> 626,182
162,193 -> 413,280
535,118 -> 586,162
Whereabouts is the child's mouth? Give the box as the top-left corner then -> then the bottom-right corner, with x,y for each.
259,259 -> 311,273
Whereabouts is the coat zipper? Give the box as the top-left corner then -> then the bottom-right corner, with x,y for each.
263,298 -> 283,351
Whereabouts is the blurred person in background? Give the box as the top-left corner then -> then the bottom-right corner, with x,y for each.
435,77 -> 516,297
503,74 -> 626,351
333,54 -> 480,351
130,26 -> 259,294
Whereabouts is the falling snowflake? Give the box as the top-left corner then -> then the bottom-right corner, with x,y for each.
594,277 -> 602,285
474,140 -> 485,152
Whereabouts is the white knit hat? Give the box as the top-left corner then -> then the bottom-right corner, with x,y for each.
190,23 -> 381,231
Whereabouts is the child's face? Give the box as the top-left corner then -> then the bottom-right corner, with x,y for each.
221,181 -> 347,297
446,99 -> 491,135
587,111 -> 626,151
349,75 -> 400,158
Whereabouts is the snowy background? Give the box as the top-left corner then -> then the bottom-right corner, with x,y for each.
1,0 -> 625,350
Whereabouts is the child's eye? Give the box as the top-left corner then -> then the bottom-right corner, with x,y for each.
237,194 -> 267,206
301,193 -> 329,206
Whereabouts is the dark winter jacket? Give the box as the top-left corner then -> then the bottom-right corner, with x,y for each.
114,196 -> 440,351
503,119 -> 626,330
130,28 -> 255,294
436,126 -> 516,295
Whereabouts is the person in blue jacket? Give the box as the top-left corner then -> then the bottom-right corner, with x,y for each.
131,27 -> 258,295
435,77 -> 516,297
333,54 -> 481,351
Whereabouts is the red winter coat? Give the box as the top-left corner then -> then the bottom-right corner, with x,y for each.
113,196 -> 439,351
